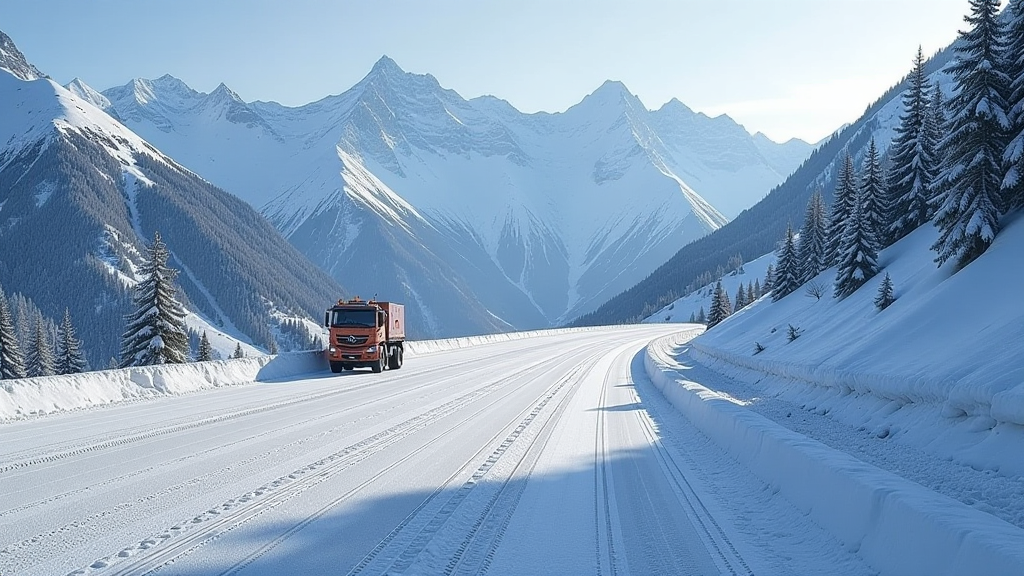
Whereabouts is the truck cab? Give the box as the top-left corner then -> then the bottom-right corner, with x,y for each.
325,297 -> 405,373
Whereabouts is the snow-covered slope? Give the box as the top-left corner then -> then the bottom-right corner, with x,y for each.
646,212 -> 1024,479
0,33 -> 345,365
94,57 -> 812,335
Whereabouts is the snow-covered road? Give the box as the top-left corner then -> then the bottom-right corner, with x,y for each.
2,325 -> 870,575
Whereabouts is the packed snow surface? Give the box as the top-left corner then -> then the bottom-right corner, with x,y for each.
2,325 -> 896,576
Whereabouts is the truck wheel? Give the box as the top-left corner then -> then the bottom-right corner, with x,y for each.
330,362 -> 343,374
389,346 -> 403,370
372,352 -> 384,373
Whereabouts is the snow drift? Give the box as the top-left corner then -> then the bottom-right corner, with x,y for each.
645,332 -> 1024,576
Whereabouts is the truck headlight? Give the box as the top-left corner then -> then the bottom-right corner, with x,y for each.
329,347 -> 337,353
366,345 -> 377,354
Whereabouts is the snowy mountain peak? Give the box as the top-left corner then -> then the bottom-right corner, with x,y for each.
0,30 -> 46,81
356,54 -> 444,100
208,82 -> 244,104
657,98 -> 695,115
581,79 -> 640,108
369,54 -> 405,76
65,77 -> 114,112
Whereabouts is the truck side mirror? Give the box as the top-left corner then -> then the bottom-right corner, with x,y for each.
324,312 -> 330,327
378,311 -> 385,327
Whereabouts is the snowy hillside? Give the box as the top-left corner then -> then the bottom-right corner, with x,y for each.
91,57 -> 812,335
647,213 -> 1024,479
0,33 -> 345,365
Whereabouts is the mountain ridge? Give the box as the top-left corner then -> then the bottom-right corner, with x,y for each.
87,56 -> 812,335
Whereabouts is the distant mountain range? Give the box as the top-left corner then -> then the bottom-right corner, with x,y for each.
0,31 -> 344,366
76,56 -> 813,336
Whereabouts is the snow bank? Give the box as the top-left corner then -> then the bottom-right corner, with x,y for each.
0,327 -> 610,421
0,357 -> 272,420
645,332 -> 1024,576
405,326 -> 604,355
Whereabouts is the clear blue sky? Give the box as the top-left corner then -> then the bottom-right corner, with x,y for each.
2,0 -> 990,143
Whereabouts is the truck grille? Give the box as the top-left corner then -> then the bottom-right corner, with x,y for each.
335,334 -> 369,346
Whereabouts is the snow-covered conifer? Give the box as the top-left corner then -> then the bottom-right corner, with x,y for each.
0,289 -> 26,380
763,263 -> 775,293
860,138 -> 886,247
56,308 -> 88,375
834,185 -> 880,298
886,47 -> 936,246
734,284 -> 747,310
827,152 -> 858,266
232,342 -> 245,359
773,224 -> 801,301
25,314 -> 55,378
1002,0 -> 1024,212
932,0 -> 1010,271
753,278 -> 762,299
197,331 -> 213,362
119,232 -> 190,367
798,189 -> 828,282
874,273 -> 896,310
696,306 -> 707,324
707,281 -> 732,328
746,281 -> 756,306
927,84 -> 948,218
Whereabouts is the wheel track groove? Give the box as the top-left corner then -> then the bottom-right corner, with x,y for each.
346,350 -> 605,576
63,355 -> 568,576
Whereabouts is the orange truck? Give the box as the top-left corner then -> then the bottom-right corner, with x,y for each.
324,297 -> 406,373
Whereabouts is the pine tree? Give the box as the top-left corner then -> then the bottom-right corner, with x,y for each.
1002,0 -> 1024,212
860,138 -> 887,246
0,288 -> 26,380
55,308 -> 88,375
688,311 -> 696,323
932,0 -> 1010,271
926,83 -> 948,218
119,232 -> 190,367
763,263 -> 775,293
773,224 -> 801,301
874,273 -> 896,310
732,284 -> 744,310
798,189 -> 829,282
827,152 -> 858,266
835,184 -> 880,298
753,278 -> 762,299
886,47 -> 937,246
232,342 -> 244,359
197,331 -> 213,362
25,314 -> 55,378
746,281 -> 756,306
696,306 -> 707,324
707,281 -> 733,328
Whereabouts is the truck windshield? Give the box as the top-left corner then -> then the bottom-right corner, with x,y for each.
330,309 -> 376,327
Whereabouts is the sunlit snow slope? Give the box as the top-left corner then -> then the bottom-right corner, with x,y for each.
0,31 -> 344,364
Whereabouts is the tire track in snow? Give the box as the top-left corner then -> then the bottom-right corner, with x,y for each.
594,356 -> 621,576
627,355 -> 752,576
63,357 -> 564,576
0,351 -> 530,521
345,350 -> 605,576
0,347 -> 537,477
